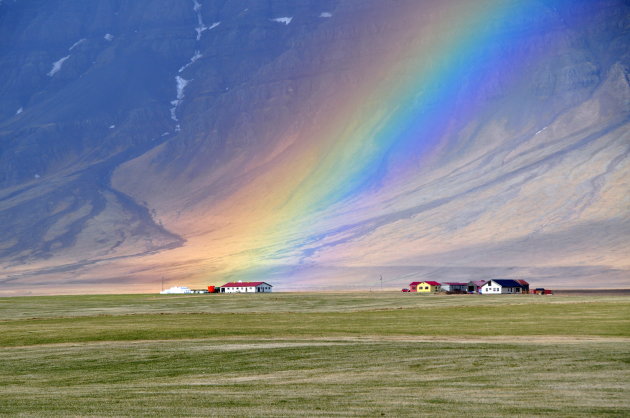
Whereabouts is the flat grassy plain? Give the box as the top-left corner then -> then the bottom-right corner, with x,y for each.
1,293 -> 628,416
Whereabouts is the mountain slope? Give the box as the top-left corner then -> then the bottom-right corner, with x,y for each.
0,0 -> 628,294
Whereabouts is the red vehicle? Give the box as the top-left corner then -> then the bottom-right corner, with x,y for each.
401,288 -> 410,292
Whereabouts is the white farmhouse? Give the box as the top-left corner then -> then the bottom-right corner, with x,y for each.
481,279 -> 525,294
219,282 -> 273,293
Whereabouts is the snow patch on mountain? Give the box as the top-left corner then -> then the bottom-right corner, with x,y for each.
47,55 -> 70,76
167,1 -> 211,130
104,33 -> 114,41
179,50 -> 202,73
175,76 -> 189,101
319,12 -> 332,18
170,76 -> 191,130
192,0 -> 209,40
169,104 -> 179,124
69,38 -> 86,51
47,38 -> 92,77
167,1 -> 215,130
271,17 -> 293,25
16,107 -> 23,115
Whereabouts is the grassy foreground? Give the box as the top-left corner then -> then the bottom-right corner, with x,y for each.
0,292 -> 628,416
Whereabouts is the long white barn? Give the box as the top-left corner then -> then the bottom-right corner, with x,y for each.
160,286 -> 192,294
219,282 -> 273,293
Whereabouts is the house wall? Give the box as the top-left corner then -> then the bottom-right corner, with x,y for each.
222,285 -> 272,293
443,284 -> 467,292
417,282 -> 439,293
223,286 -> 255,293
481,282 -> 501,294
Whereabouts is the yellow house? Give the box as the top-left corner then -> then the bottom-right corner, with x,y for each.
416,281 -> 441,293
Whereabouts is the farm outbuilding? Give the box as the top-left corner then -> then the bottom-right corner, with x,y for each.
160,286 -> 193,294
516,280 -> 530,293
441,282 -> 468,293
467,280 -> 487,293
219,282 -> 273,293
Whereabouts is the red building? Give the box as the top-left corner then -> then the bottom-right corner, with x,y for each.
409,281 -> 422,292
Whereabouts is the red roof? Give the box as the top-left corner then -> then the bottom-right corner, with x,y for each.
517,280 -> 530,285
220,282 -> 272,288
444,282 -> 467,286
469,280 -> 487,286
423,281 -> 441,286
409,281 -> 422,286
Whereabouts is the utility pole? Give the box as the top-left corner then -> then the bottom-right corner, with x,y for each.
161,276 -> 164,292
380,275 -> 383,291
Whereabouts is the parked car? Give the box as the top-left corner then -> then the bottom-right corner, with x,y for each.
401,288 -> 410,292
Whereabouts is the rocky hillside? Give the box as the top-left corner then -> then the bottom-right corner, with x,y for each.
0,0 -> 628,294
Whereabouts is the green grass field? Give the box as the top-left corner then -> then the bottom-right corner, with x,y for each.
1,292 -> 628,416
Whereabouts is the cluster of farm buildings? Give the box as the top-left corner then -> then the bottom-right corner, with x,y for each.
160,281 -> 273,294
159,279 -> 552,295
404,279 -> 552,295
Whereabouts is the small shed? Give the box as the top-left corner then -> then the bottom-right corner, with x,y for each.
516,280 -> 530,293
467,280 -> 487,293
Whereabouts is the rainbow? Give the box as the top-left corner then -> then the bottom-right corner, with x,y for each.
201,0 -> 567,284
